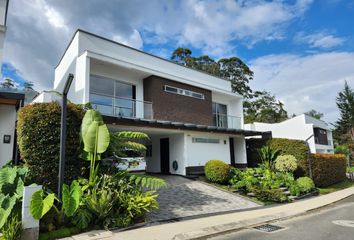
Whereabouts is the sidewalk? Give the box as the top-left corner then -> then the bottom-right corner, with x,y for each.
70,187 -> 354,240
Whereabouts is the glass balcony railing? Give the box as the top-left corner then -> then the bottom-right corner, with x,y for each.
90,93 -> 153,119
212,113 -> 241,129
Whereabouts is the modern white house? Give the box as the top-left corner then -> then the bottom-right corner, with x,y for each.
34,29 -> 264,176
245,114 -> 334,154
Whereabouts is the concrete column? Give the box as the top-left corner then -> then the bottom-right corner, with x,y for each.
22,185 -> 42,240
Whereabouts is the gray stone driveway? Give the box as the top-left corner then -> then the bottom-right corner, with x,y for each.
147,175 -> 260,222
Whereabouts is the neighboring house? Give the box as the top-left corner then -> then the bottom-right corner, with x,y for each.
0,0 -> 8,68
34,29 -> 264,176
245,114 -> 334,154
0,91 -> 24,167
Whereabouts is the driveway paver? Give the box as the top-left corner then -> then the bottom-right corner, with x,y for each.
147,175 -> 260,222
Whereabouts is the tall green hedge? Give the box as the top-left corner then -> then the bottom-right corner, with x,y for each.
268,138 -> 310,176
17,102 -> 85,190
310,153 -> 346,187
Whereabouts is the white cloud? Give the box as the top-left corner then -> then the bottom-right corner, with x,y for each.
250,52 -> 354,124
113,29 -> 143,49
3,0 -> 314,90
295,32 -> 345,49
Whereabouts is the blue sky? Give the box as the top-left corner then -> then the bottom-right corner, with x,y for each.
1,0 -> 353,123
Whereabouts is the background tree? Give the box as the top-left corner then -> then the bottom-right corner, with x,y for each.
23,81 -> 34,91
0,78 -> 15,88
304,109 -> 324,120
171,48 -> 253,97
243,90 -> 288,124
334,81 -> 354,144
171,48 -> 288,123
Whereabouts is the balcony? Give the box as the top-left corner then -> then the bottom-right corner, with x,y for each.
90,93 -> 153,119
213,113 -> 241,129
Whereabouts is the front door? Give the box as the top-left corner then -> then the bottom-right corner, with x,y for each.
160,138 -> 170,174
229,138 -> 236,166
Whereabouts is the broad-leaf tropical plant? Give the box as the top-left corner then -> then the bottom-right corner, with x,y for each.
258,146 -> 280,171
80,109 -> 110,183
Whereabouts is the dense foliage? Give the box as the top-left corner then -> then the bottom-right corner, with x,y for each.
204,160 -> 231,184
17,102 -> 85,190
0,164 -> 27,239
171,48 -> 288,123
26,109 -> 167,233
243,90 -> 288,124
334,81 -> 354,145
310,154 -> 346,187
229,167 -> 296,202
268,138 -> 310,176
274,155 -> 298,173
296,177 -> 315,193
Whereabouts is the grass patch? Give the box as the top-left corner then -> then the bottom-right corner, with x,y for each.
39,227 -> 82,240
318,179 -> 354,195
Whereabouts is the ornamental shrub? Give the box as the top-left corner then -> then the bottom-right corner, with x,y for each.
268,138 -> 310,176
310,153 -> 346,187
274,155 -> 298,173
17,102 -> 85,190
204,160 -> 230,184
296,177 -> 315,193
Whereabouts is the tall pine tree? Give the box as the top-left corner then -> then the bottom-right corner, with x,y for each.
334,81 -> 354,144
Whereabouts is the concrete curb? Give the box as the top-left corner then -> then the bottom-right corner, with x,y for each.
172,189 -> 354,240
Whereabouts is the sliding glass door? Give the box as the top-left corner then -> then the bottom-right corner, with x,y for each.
90,75 -> 135,117
212,102 -> 228,128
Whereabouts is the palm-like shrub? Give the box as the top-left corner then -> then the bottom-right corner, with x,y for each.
296,177 -> 315,193
274,155 -> 298,173
258,146 -> 280,170
204,160 -> 230,184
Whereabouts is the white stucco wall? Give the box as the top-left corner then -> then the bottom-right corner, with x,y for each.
185,132 -> 231,167
244,114 -> 334,153
233,136 -> 247,164
0,104 -> 16,167
146,135 -> 161,173
169,134 -> 186,175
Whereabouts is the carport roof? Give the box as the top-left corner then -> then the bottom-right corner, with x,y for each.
103,116 -> 268,137
0,91 -> 25,110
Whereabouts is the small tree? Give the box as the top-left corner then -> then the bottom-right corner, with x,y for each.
0,78 -> 15,88
304,109 -> 324,120
334,81 -> 354,145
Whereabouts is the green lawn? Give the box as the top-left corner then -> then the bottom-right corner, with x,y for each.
318,179 -> 354,195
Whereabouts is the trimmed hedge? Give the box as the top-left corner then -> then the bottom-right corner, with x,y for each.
268,138 -> 310,176
17,102 -> 85,190
204,160 -> 230,184
310,153 -> 346,187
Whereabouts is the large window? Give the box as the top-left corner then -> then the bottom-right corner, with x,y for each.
90,75 -> 135,117
314,127 -> 329,145
213,102 -> 228,128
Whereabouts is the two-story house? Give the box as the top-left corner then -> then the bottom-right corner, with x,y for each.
34,29 -> 263,176
245,114 -> 334,154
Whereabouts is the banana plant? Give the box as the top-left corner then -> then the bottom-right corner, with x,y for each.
80,110 -> 110,184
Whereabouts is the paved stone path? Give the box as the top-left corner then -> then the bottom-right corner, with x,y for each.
147,175 -> 260,222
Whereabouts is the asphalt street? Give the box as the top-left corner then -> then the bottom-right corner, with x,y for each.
208,195 -> 354,240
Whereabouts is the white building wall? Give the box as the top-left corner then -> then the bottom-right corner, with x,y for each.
169,134 -> 186,175
0,104 -> 16,167
185,132 -> 231,167
78,32 -> 233,94
233,136 -> 247,164
146,135 -> 160,173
